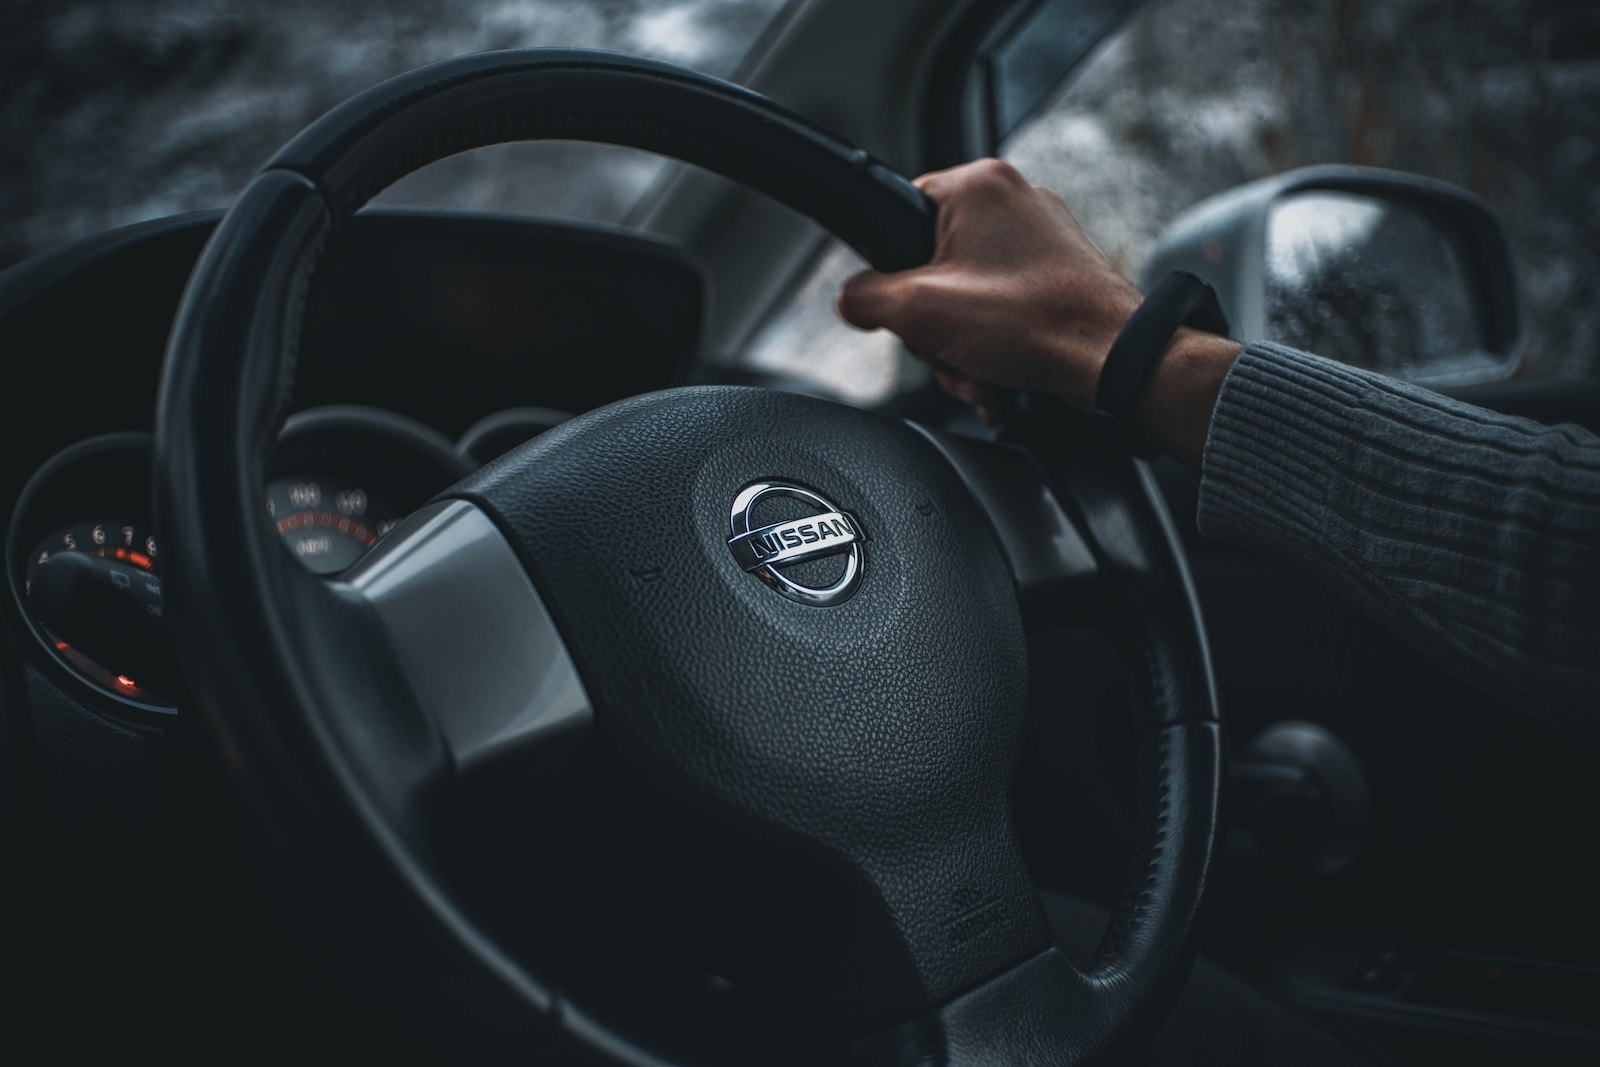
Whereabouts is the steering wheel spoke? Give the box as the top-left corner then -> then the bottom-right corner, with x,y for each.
340,498 -> 592,788
852,947 -> 1104,1066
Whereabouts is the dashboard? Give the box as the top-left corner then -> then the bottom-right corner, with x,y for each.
8,190 -> 1600,1067
6,406 -> 546,712
0,209 -> 707,727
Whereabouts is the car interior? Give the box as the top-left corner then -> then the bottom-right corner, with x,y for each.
3,0 -> 1597,1063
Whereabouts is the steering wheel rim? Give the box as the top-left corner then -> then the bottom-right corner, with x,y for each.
152,49 -> 1221,1064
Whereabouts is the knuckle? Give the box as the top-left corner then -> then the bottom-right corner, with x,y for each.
970,157 -> 1023,188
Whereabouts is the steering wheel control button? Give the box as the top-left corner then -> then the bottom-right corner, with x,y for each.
727,481 -> 864,605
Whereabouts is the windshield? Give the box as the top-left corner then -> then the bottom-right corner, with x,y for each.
0,0 -> 792,270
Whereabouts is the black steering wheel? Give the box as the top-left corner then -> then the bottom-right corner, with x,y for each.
153,50 -> 1220,1065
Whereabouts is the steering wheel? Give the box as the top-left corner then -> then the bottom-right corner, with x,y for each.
153,50 -> 1220,1065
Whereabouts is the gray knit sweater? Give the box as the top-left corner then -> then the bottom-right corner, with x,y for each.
1198,341 -> 1600,735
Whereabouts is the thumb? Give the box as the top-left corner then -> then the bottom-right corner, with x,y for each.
835,268 -> 905,331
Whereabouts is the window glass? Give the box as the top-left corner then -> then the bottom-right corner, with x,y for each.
1002,0 -> 1598,380
742,243 -> 907,406
1,0 -> 790,270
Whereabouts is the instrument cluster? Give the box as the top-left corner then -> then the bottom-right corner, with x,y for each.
5,405 -> 570,717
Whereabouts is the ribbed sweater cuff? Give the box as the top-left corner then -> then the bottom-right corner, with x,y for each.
1197,341 -> 1363,555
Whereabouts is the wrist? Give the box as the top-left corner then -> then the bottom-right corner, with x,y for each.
1048,289 -> 1142,412
1067,271 -> 1236,467
1134,328 -> 1243,469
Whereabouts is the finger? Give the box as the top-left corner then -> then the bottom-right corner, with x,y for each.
912,164 -> 967,199
932,367 -> 1008,426
840,268 -> 932,335
963,380 -> 1004,412
946,374 -> 992,412
915,157 -> 1025,202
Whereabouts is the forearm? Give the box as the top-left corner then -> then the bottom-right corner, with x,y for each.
1198,342 -> 1600,733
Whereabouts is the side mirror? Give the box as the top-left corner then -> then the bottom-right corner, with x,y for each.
1142,166 -> 1523,386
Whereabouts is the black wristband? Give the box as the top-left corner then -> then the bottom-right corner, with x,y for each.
1093,270 -> 1229,453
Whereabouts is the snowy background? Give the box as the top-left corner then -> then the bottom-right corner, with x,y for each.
4,0 -> 1596,390
0,0 -> 785,262
1007,0 -> 1600,381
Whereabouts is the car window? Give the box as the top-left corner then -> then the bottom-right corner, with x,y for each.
748,0 -> 1598,397
742,242 -> 909,405
0,0 -> 791,270
1003,0 -> 1597,381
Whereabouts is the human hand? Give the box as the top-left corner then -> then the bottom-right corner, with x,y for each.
836,158 -> 1143,423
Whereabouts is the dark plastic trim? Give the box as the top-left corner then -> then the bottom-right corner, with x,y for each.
0,213 -> 222,323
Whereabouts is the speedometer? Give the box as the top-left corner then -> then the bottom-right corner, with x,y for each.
265,406 -> 470,574
266,473 -> 401,574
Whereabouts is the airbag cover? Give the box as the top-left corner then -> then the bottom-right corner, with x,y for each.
449,386 -> 1048,1026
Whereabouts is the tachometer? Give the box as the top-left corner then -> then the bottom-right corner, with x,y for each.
25,519 -> 158,575
24,519 -> 176,704
5,434 -> 180,713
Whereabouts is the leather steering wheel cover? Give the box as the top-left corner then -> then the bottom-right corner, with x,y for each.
153,169 -> 568,1053
265,49 -> 935,271
1044,450 -> 1223,1050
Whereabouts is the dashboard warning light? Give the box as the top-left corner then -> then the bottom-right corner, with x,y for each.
115,674 -> 137,689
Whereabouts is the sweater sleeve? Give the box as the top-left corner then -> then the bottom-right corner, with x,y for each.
1197,340 -> 1600,735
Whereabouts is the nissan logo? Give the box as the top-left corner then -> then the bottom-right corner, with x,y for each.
727,482 -> 864,605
